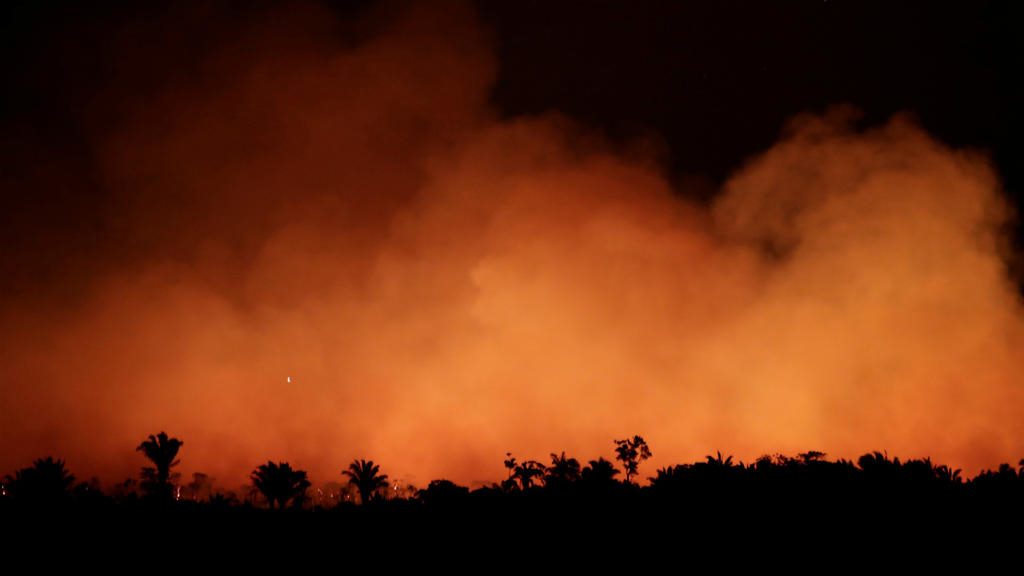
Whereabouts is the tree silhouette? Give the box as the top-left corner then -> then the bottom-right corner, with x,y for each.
648,465 -> 685,490
705,451 -> 734,468
504,453 -> 517,481
251,462 -> 310,509
545,452 -> 581,489
581,457 -> 620,485
416,479 -> 470,505
513,460 -> 546,490
614,435 -> 652,484
343,459 -> 389,505
501,452 -> 520,492
857,451 -> 895,472
136,431 -> 183,501
186,472 -> 215,501
972,462 -> 1019,490
798,451 -> 826,464
3,457 -> 76,505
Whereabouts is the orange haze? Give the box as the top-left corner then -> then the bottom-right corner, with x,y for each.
2,1 -> 1022,490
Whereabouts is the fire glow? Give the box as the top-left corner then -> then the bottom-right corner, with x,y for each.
0,2 -> 1021,489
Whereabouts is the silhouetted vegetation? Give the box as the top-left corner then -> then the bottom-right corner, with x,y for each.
136,431 -> 183,502
581,457 -> 620,486
512,459 -> 546,490
2,457 -> 75,506
342,459 -> 389,505
417,479 -> 470,506
4,434 -> 1023,559
545,451 -> 582,490
251,461 -> 311,509
614,435 -> 651,484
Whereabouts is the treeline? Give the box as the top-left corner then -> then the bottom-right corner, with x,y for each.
4,431 -> 1024,562
4,431 -> 1024,511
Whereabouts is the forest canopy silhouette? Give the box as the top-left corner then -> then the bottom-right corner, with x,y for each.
6,438 -> 1021,563
1,0 -> 1022,492
4,434 -> 1023,523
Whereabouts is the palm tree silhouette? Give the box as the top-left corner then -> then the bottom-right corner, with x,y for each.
705,451 -> 734,467
648,465 -> 685,490
251,461 -> 311,509
857,451 -> 898,477
513,460 -> 546,490
3,456 -> 76,504
581,457 -> 620,484
136,431 -> 183,501
545,452 -> 581,488
343,459 -> 389,505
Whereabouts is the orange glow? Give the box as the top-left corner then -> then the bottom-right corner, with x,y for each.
1,3 -> 1022,490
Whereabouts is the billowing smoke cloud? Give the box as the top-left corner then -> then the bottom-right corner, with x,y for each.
2,2 -> 1022,490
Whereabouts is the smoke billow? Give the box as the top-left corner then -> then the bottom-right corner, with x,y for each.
2,2 -> 1021,488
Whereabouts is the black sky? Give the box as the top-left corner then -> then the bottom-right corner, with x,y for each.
3,0 -> 1023,290
483,1 -> 1021,194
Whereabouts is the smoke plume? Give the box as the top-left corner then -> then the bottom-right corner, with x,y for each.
2,2 -> 1021,488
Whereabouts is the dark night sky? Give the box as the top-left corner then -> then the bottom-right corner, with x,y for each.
485,1 -> 1021,186
3,1 -> 1023,293
3,1 -> 1022,218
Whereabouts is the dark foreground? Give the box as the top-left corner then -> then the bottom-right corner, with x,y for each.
4,475 -> 1022,569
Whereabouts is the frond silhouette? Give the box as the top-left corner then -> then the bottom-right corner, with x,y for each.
136,431 -> 183,501
343,459 -> 389,505
3,457 -> 76,505
251,461 -> 311,509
